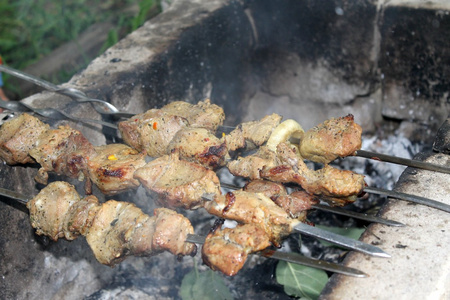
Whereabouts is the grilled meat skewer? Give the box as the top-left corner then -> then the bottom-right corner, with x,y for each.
0,185 -> 368,278
13,181 -> 197,266
2,63 -> 449,175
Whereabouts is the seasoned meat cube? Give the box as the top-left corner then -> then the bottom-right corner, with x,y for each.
134,152 -> 221,209
118,109 -> 188,157
150,208 -> 197,257
86,201 -> 196,266
167,127 -> 228,169
227,146 -> 280,180
27,181 -> 81,241
261,143 -> 365,206
29,125 -> 95,184
203,190 -> 296,245
161,99 -> 225,131
202,224 -> 271,276
225,114 -> 282,151
299,114 -> 362,164
0,113 -> 49,165
243,180 -> 318,219
86,144 -> 147,195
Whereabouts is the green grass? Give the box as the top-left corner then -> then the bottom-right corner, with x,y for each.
0,0 -> 160,85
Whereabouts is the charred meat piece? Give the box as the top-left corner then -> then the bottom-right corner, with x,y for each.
86,144 -> 147,195
27,181 -> 197,267
243,180 -> 318,219
161,99 -> 225,131
261,143 -> 365,206
29,125 -> 95,185
225,113 -> 283,151
167,127 -> 228,169
299,114 -> 362,164
0,113 -> 49,165
134,151 -> 221,209
118,109 -> 188,157
202,223 -> 271,276
203,190 -> 298,245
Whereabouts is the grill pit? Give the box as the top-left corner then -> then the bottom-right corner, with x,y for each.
1,0 -> 449,299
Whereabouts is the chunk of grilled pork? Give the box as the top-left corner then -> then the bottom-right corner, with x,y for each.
203,190 -> 299,246
85,144 -> 147,195
202,223 -> 271,276
29,125 -> 95,185
167,127 -> 228,169
0,113 -> 49,165
224,113 -> 282,151
118,109 -> 189,157
134,151 -> 221,209
299,114 -> 362,164
160,99 -> 225,132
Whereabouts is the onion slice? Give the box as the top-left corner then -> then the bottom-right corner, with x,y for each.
266,119 -> 304,152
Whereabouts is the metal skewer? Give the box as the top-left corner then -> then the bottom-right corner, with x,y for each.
355,149 -> 450,175
0,187 -> 367,278
0,65 -> 134,118
185,234 -> 368,277
201,194 -> 390,258
0,99 -> 118,129
219,182 -> 405,227
364,186 -> 450,213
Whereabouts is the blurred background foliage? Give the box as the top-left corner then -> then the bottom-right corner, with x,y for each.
0,0 -> 161,97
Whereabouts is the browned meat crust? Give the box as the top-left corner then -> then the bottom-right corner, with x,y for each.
0,113 -> 49,165
261,143 -> 365,206
161,99 -> 225,131
225,113 -> 282,151
27,181 -> 197,267
29,125 -> 95,184
86,144 -> 147,195
203,190 -> 298,246
134,151 -> 221,209
299,114 -> 362,164
167,127 -> 228,169
202,223 -> 271,276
